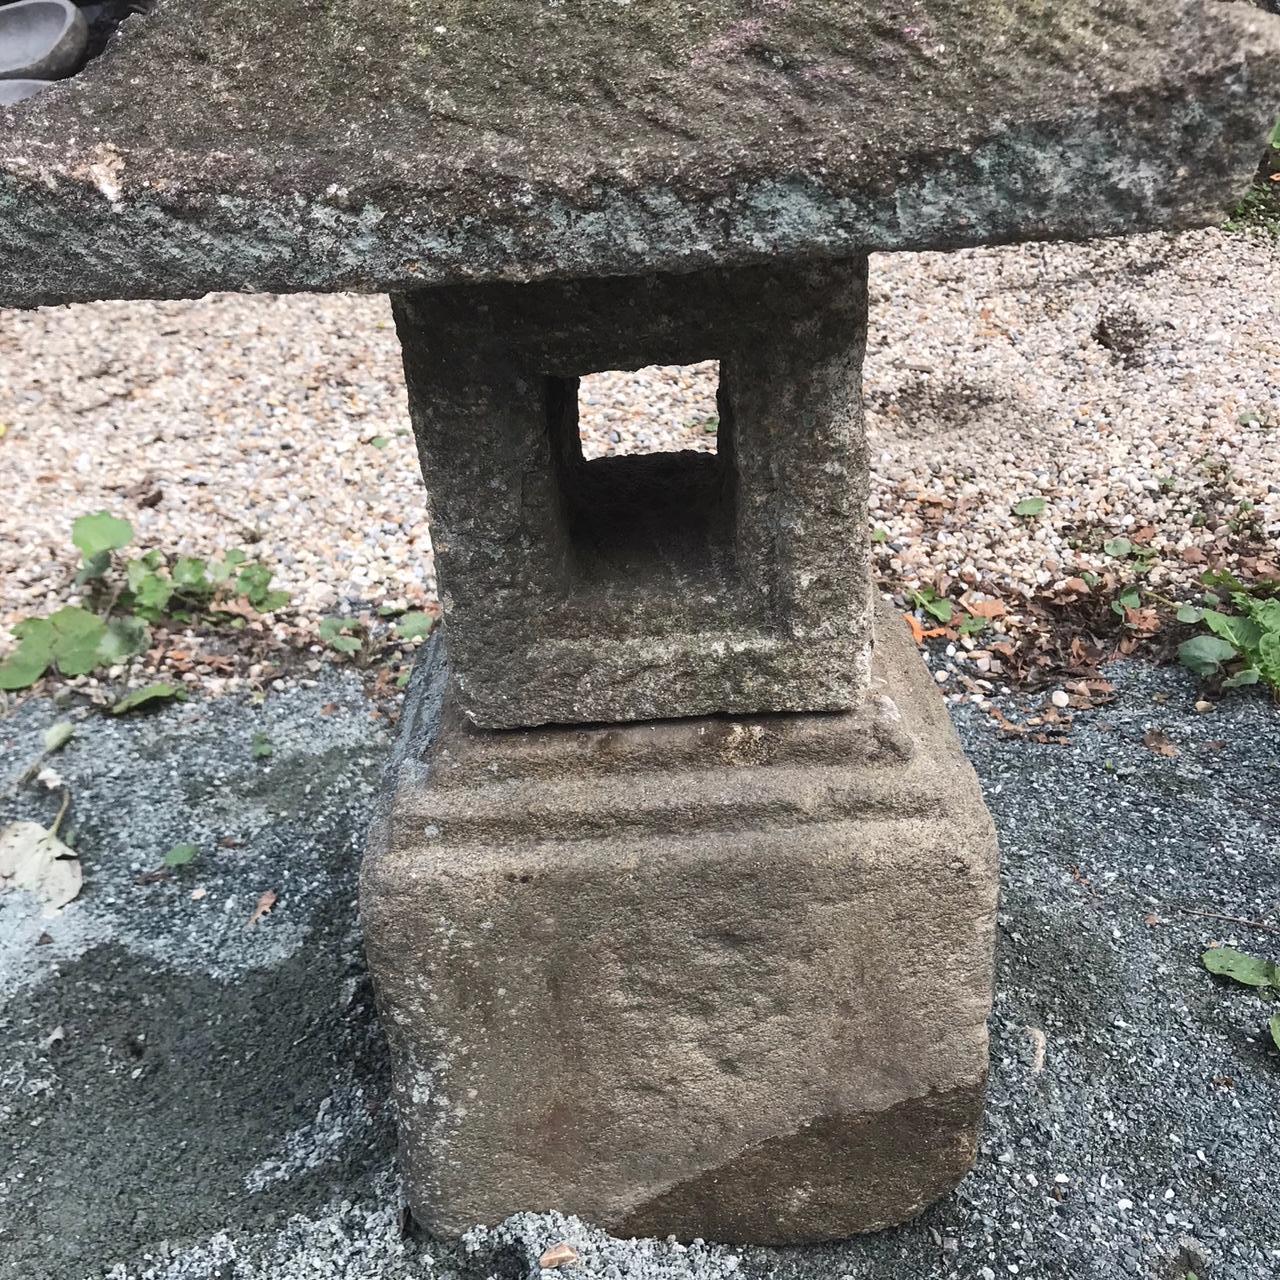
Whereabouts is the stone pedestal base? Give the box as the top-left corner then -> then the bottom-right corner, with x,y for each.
360,609 -> 998,1243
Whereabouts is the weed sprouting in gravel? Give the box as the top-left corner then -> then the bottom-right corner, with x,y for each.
1177,573 -> 1280,694
0,513 -> 290,691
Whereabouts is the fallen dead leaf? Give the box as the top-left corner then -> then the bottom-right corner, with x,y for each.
1142,728 -> 1179,758
247,888 -> 278,927
538,1243 -> 580,1270
0,818 -> 82,913
1023,1025 -> 1047,1074
133,868 -> 173,886
964,597 -> 1007,619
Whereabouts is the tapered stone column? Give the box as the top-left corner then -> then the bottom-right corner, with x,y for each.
361,260 -> 1000,1243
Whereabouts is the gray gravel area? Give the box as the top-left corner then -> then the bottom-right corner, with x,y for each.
1,226 -> 1276,678
2,653 -> 1277,1280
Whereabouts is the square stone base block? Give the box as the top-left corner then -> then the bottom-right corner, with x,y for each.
360,609 -> 999,1244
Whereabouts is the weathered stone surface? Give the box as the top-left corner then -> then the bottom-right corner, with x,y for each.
360,607 -> 999,1242
0,0 -> 1277,307
395,258 -> 871,728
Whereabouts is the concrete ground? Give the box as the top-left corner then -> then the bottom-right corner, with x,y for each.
1,653 -> 1278,1280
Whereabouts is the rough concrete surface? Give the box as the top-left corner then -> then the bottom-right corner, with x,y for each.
361,611 -> 996,1240
2,647 -> 1278,1278
395,260 -> 872,727
1,1 -> 1278,306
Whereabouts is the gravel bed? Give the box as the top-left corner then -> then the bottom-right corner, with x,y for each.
1,657 -> 1277,1278
0,226 -> 1276,673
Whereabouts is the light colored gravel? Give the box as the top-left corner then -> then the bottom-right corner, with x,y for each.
0,226 -> 1276,667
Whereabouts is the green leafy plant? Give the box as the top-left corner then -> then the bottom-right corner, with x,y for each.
320,617 -> 365,656
1202,945 -> 1280,1051
1177,577 -> 1280,691
1228,182 -> 1280,237
1012,496 -> 1046,518
251,731 -> 274,759
393,611 -> 437,642
909,586 -> 953,625
0,514 -> 290,692
72,511 -> 133,583
112,683 -> 187,715
0,607 -> 148,690
164,843 -> 198,869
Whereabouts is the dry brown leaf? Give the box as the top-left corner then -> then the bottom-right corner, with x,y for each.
965,598 -> 1007,619
133,868 -> 173,885
1142,728 -> 1178,758
1023,1025 -> 1047,1074
247,889 -> 278,927
0,820 -> 82,912
538,1243 -> 580,1270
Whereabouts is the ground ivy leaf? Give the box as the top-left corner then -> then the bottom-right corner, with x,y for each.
394,611 -> 436,641
49,606 -> 107,677
71,511 -> 133,560
1258,631 -> 1280,689
1270,1013 -> 1280,1053
74,549 -> 112,584
1221,668 -> 1261,690
251,731 -> 274,759
0,632 -> 53,690
1012,497 -> 1046,517
172,557 -> 210,590
1177,635 -> 1238,678
97,617 -> 150,666
164,843 -> 198,868
1202,946 -> 1278,988
255,589 -> 291,613
111,683 -> 187,715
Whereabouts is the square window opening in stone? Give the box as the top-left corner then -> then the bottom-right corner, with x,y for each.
546,366 -> 738,594
577,361 -> 720,460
